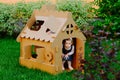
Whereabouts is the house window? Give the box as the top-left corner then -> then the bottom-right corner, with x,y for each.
66,24 -> 74,34
46,28 -> 55,34
71,24 -> 73,28
66,31 -> 69,34
67,24 -> 69,28
70,30 -> 73,34
31,45 -> 44,59
31,45 -> 37,58
30,20 -> 44,31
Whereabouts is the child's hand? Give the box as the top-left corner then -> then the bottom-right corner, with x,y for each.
61,54 -> 65,58
65,54 -> 69,59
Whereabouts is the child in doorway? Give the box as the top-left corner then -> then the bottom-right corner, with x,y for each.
62,38 -> 74,70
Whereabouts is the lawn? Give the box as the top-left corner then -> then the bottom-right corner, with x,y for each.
0,37 -> 120,80
0,37 -> 74,80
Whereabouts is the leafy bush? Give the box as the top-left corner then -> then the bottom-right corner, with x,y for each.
56,0 -> 94,29
92,0 -> 120,33
74,28 -> 120,80
0,0 -> 93,37
0,1 -> 46,37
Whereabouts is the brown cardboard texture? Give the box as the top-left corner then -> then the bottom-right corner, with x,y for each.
16,4 -> 86,74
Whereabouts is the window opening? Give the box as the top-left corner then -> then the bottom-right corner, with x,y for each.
30,20 -> 44,31
71,24 -> 73,28
66,24 -> 69,28
66,24 -> 74,34
46,28 -> 55,34
70,30 -> 73,34
66,31 -> 69,34
31,45 -> 44,59
31,45 -> 37,58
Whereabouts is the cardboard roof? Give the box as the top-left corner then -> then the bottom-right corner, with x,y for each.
20,16 -> 67,42
17,5 -> 86,42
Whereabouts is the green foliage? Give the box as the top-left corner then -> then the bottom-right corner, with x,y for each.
74,27 -> 120,80
85,39 -> 120,80
0,0 -> 93,37
93,0 -> 120,32
0,1 -> 46,37
56,0 -> 93,29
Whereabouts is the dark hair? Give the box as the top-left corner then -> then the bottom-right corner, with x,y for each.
62,38 -> 73,45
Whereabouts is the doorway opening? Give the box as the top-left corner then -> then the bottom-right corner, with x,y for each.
62,37 -> 84,70
62,38 -> 76,70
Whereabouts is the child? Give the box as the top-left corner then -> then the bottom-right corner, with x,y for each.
62,38 -> 74,70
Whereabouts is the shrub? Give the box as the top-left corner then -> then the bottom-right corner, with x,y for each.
0,0 -> 92,36
92,0 -> 120,33
74,28 -> 120,80
0,1 -> 46,37
56,0 -> 94,29
0,0 -> 94,37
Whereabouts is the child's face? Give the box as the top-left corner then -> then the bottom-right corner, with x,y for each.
65,40 -> 72,48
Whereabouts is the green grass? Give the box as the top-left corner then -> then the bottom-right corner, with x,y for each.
0,37 -> 74,80
1,37 -> 120,80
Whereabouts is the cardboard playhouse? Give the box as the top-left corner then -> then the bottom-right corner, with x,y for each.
16,5 -> 86,74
